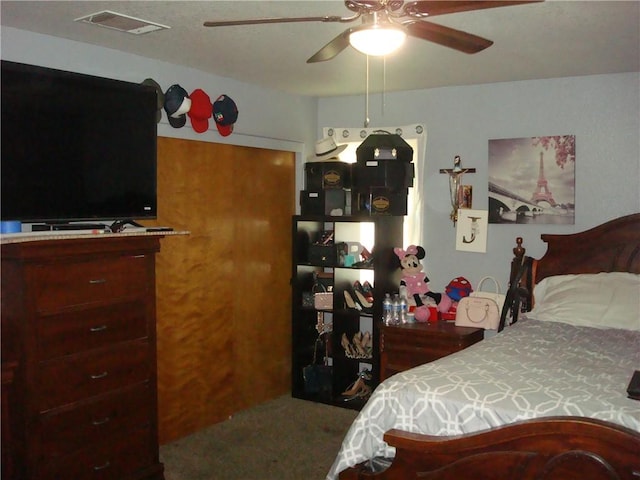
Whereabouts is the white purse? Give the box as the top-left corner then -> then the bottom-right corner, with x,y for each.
455,296 -> 500,330
469,276 -> 506,313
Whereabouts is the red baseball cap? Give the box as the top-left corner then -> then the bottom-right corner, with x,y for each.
188,89 -> 212,133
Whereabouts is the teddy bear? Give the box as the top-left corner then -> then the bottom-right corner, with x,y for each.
394,245 -> 453,322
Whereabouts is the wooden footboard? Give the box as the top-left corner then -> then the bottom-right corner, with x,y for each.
339,417 -> 640,480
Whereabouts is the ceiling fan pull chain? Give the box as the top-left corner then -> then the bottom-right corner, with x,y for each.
382,56 -> 387,118
364,55 -> 370,128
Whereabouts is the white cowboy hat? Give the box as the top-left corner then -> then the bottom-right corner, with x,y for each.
308,136 -> 348,162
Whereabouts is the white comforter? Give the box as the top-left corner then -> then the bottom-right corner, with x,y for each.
327,318 -> 640,479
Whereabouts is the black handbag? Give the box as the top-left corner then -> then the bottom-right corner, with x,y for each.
303,335 -> 332,394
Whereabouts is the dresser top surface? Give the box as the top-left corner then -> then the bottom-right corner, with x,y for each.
0,230 -> 189,245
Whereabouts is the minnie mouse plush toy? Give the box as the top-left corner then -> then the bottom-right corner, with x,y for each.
394,245 -> 453,322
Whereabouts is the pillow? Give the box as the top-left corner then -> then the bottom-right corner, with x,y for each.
528,272 -> 640,331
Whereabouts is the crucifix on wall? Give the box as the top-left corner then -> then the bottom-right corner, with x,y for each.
440,155 -> 476,225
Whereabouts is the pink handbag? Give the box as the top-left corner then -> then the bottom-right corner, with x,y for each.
314,292 -> 333,310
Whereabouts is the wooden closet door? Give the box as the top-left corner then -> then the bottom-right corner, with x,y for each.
154,137 -> 295,443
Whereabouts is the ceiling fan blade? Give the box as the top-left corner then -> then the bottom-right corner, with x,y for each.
306,29 -> 352,63
405,20 -> 493,54
204,15 -> 356,27
404,1 -> 543,17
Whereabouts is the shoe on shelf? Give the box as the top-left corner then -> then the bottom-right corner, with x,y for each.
343,290 -> 357,309
362,280 -> 374,298
353,289 -> 373,308
343,290 -> 372,315
352,256 -> 374,268
342,376 -> 366,396
341,332 -> 356,358
352,332 -> 365,357
354,281 -> 374,304
353,331 -> 372,359
352,248 -> 374,268
343,384 -> 372,402
342,370 -> 373,400
360,331 -> 372,358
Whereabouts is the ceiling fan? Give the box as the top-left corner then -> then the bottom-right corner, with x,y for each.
204,1 -> 542,63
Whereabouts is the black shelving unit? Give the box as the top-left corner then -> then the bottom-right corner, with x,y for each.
291,214 -> 403,410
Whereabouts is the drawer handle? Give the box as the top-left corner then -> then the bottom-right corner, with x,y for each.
89,278 -> 107,284
90,371 -> 108,380
89,325 -> 108,333
93,461 -> 111,471
92,416 -> 111,426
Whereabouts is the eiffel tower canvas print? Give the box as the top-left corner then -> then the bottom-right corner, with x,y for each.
488,135 -> 575,224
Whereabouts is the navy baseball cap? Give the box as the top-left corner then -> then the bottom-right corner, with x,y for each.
212,95 -> 238,136
164,84 -> 191,128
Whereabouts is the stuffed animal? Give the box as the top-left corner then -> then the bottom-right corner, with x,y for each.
394,245 -> 452,322
440,276 -> 473,318
445,276 -> 473,302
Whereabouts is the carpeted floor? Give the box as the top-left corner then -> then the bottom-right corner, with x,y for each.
160,394 -> 359,480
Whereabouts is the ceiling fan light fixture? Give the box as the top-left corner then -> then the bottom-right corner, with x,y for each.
349,24 -> 407,56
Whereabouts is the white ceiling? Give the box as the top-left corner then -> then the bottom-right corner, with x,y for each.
1,1 -> 639,97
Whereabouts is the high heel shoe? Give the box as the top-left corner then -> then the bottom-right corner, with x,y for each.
362,280 -> 374,300
341,332 -> 356,358
360,331 -> 372,358
343,383 -> 372,401
353,331 -> 371,358
344,290 -> 372,314
342,370 -> 373,400
354,281 -> 374,304
354,289 -> 373,308
343,290 -> 358,310
352,248 -> 374,268
342,376 -> 366,396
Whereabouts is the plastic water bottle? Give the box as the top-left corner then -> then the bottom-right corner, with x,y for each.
383,293 -> 393,325
392,293 -> 401,325
399,295 -> 408,324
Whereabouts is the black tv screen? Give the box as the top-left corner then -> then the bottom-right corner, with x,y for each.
1,60 -> 157,224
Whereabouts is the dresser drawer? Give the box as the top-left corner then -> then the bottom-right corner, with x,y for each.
383,346 -> 443,374
39,425 -> 155,480
37,340 -> 150,411
381,323 -> 483,381
36,301 -> 148,360
383,323 -> 483,352
39,384 -> 152,459
32,255 -> 150,312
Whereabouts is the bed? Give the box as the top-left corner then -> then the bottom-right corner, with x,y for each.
329,213 -> 640,480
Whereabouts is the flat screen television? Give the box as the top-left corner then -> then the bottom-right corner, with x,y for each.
1,60 -> 157,225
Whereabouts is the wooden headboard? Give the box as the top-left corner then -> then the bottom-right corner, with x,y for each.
534,213 -> 640,282
508,213 -> 640,312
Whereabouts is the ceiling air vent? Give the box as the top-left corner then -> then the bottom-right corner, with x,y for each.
74,10 -> 170,35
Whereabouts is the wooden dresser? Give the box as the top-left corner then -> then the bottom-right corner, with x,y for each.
1,235 -> 165,480
380,321 -> 484,381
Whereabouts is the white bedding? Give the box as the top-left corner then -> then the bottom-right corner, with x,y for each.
327,318 -> 640,479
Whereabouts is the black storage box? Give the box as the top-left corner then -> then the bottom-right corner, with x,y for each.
352,160 -> 414,192
352,187 -> 408,216
308,242 -> 348,266
300,189 -> 346,216
305,161 -> 351,190
356,133 -> 413,163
